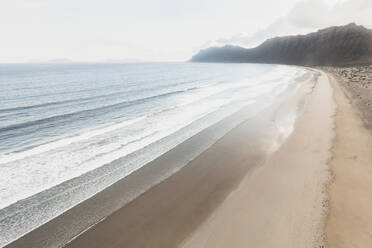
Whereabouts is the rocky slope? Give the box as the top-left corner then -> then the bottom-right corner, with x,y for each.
191,23 -> 372,66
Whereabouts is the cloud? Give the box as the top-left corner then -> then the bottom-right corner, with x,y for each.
201,0 -> 372,49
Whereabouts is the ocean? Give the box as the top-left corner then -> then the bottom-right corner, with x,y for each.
0,62 -> 313,246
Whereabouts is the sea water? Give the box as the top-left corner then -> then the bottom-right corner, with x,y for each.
0,62 -> 312,246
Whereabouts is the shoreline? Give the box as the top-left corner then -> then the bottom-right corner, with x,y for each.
4,104 -> 269,248
62,69 -> 315,248
9,67 -> 371,248
181,70 -> 334,248
5,67 -> 317,248
325,73 -> 372,247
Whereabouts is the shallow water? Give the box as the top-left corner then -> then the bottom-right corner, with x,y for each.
0,62 -> 311,246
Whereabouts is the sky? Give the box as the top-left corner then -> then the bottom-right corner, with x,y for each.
0,0 -> 371,63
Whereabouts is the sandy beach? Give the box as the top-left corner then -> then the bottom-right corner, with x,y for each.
181,72 -> 372,248
181,71 -> 334,248
66,70 -> 372,248
326,73 -> 372,247
5,68 -> 372,248
65,70 -> 335,248
1,3 -> 371,246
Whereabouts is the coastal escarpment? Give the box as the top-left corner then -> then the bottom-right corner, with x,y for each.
191,23 -> 372,66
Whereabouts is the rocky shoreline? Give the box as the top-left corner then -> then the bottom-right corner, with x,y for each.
324,65 -> 372,131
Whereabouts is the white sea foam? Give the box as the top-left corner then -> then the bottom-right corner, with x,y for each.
0,117 -> 146,164
0,63 -> 310,247
0,89 -> 238,209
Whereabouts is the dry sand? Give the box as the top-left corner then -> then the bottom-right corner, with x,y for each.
61,70 -> 328,248
181,71 -> 335,248
6,69 -> 320,248
61,97 -> 278,248
9,69 -> 372,248
326,73 -> 372,247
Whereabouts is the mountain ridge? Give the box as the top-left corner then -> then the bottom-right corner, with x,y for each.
191,23 -> 372,66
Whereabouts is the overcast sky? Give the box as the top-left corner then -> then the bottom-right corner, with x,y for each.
0,0 -> 371,63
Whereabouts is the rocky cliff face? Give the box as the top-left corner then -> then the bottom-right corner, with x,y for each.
191,23 -> 372,66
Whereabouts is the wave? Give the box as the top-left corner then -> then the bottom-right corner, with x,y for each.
0,116 -> 146,164
0,83 -> 203,114
0,90 -> 128,113
0,82 -> 227,163
0,86 -> 202,133
0,63 -> 310,248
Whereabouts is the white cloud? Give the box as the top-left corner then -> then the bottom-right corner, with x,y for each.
1,0 -> 371,62
203,0 -> 372,49
0,0 -> 300,62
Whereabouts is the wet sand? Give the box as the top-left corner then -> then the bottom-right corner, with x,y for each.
4,111 -> 271,248
181,71 -> 335,248
63,70 -> 333,248
326,73 -> 372,247
181,71 -> 372,248
64,128 -> 265,248
6,69 -> 340,248
7,80 -> 293,248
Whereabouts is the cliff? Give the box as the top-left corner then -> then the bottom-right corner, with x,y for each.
191,23 -> 372,66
